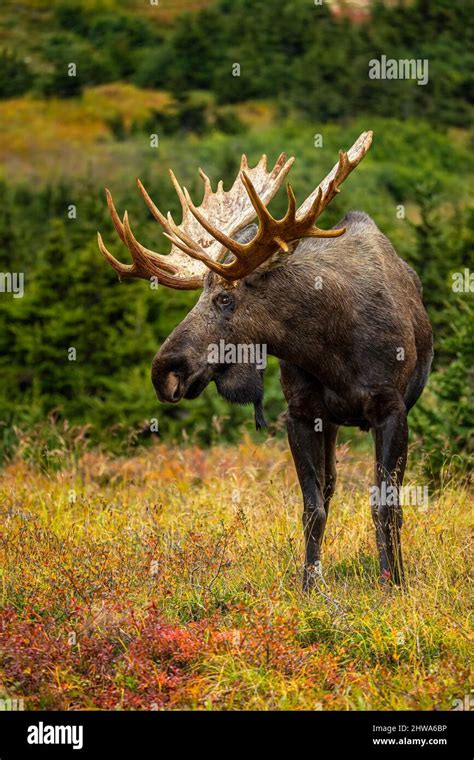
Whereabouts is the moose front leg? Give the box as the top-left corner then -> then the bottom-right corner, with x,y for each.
287,410 -> 327,591
367,393 -> 408,586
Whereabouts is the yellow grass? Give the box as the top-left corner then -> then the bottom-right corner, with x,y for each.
0,437 -> 471,710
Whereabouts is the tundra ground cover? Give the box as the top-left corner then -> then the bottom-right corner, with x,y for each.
0,438 -> 471,710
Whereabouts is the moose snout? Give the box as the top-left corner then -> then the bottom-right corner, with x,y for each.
152,347 -> 214,404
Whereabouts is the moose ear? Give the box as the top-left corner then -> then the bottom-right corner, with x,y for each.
221,224 -> 258,265
232,223 -> 258,244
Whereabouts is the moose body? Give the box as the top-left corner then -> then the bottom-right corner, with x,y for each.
99,132 -> 433,587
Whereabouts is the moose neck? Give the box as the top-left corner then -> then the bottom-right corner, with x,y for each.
251,257 -> 354,390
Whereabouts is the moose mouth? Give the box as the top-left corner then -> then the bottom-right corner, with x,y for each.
178,362 -> 254,402
155,363 -> 265,406
183,371 -> 212,400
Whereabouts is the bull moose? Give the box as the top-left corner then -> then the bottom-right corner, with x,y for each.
98,132 -> 433,589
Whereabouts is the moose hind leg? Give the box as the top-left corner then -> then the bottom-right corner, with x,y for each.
287,410 -> 327,591
367,392 -> 408,586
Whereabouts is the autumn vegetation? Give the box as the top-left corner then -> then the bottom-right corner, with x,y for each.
1,438 -> 471,709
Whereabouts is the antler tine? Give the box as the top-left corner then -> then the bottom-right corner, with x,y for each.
124,210 -> 205,278
106,188 -> 127,246
163,209 -> 231,277
240,171 -> 275,226
271,153 -> 295,182
98,228 -> 184,285
164,212 -> 214,261
99,189 -> 202,288
97,232 -> 134,278
165,211 -> 205,253
136,178 -> 171,231
296,187 -> 346,239
282,182 -> 297,224
107,188 -> 181,273
198,168 -> 213,202
271,152 -> 288,177
169,169 -> 188,218
307,187 -> 323,220
122,211 -> 155,269
297,130 -> 373,219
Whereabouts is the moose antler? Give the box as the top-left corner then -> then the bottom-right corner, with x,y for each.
170,131 -> 373,281
97,153 -> 295,289
98,131 -> 373,287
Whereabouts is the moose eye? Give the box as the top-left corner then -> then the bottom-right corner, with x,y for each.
217,292 -> 232,308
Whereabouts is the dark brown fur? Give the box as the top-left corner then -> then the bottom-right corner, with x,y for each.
152,212 -> 433,588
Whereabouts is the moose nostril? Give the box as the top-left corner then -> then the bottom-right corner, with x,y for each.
165,372 -> 182,402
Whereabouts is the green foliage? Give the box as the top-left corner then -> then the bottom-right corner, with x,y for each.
410,300 -> 473,484
141,91 -> 246,137
0,50 -> 32,98
1,0 -> 472,130
0,217 -> 155,452
408,196 -> 474,365
35,32 -> 116,97
0,179 -> 273,462
85,9 -> 161,79
153,0 -> 473,128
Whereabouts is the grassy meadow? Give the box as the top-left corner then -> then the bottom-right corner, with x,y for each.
0,437 -> 471,710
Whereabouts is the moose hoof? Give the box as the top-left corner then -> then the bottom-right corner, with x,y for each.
303,561 -> 324,591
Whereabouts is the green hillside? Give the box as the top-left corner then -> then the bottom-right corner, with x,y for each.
0,0 -> 472,481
